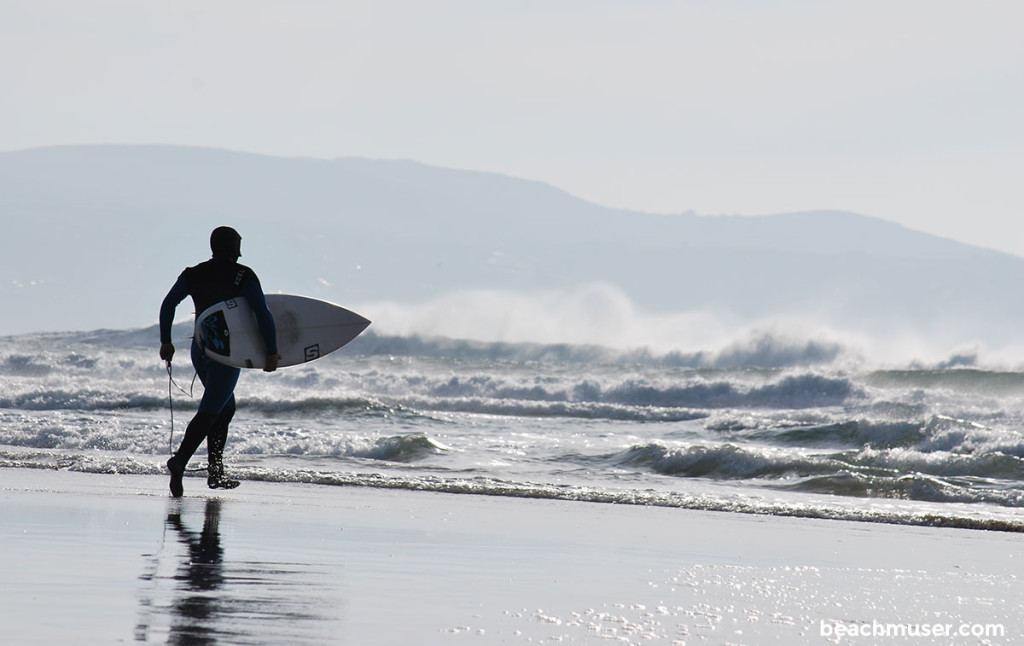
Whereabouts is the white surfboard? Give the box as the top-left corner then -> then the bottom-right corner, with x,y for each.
196,294 -> 370,369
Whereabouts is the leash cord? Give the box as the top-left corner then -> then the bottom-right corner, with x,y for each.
167,364 -> 173,455
166,362 -> 197,455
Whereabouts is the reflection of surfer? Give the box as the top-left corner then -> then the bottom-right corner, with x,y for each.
159,227 -> 280,497
164,499 -> 224,639
167,499 -> 224,589
153,498 -> 338,642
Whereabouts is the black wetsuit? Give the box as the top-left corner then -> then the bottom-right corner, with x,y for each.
159,257 -> 277,481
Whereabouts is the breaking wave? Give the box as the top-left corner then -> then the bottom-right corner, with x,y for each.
5,323 -> 1024,533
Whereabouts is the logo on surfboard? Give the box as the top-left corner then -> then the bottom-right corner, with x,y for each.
200,310 -> 231,355
303,344 -> 320,362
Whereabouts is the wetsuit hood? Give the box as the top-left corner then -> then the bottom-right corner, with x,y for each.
210,226 -> 242,260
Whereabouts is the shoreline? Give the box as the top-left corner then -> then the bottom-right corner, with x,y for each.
2,467 -> 1021,644
5,450 -> 1023,534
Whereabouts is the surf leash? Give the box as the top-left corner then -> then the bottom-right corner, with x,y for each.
165,361 -> 198,455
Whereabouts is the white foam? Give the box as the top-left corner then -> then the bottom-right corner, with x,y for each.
353,283 -> 1023,368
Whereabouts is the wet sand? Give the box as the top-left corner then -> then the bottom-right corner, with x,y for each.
1,468 -> 1019,645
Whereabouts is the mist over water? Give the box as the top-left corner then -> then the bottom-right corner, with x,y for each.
355,283 -> 1009,370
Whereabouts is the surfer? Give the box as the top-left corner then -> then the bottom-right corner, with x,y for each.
159,226 -> 280,497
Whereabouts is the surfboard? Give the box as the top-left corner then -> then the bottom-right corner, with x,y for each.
195,294 -> 370,369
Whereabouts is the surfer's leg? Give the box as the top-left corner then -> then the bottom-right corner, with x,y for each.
207,397 -> 239,490
174,412 -> 217,461
166,456 -> 185,498
195,361 -> 240,489
206,399 -> 234,477
167,347 -> 240,496
168,411 -> 217,497
196,362 -> 240,415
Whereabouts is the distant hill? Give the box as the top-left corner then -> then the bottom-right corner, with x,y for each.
1,144 -> 1021,351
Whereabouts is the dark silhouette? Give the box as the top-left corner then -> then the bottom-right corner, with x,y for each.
159,227 -> 280,496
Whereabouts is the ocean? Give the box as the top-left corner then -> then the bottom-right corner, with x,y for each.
2,325 -> 1023,533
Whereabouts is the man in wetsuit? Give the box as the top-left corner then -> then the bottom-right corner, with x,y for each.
159,226 -> 280,497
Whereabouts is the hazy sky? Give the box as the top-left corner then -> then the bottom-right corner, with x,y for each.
3,1 -> 1021,254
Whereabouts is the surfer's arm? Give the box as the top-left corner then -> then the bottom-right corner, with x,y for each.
159,275 -> 190,361
240,279 -> 279,358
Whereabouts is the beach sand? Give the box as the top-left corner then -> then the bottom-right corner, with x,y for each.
1,468 -> 1019,645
